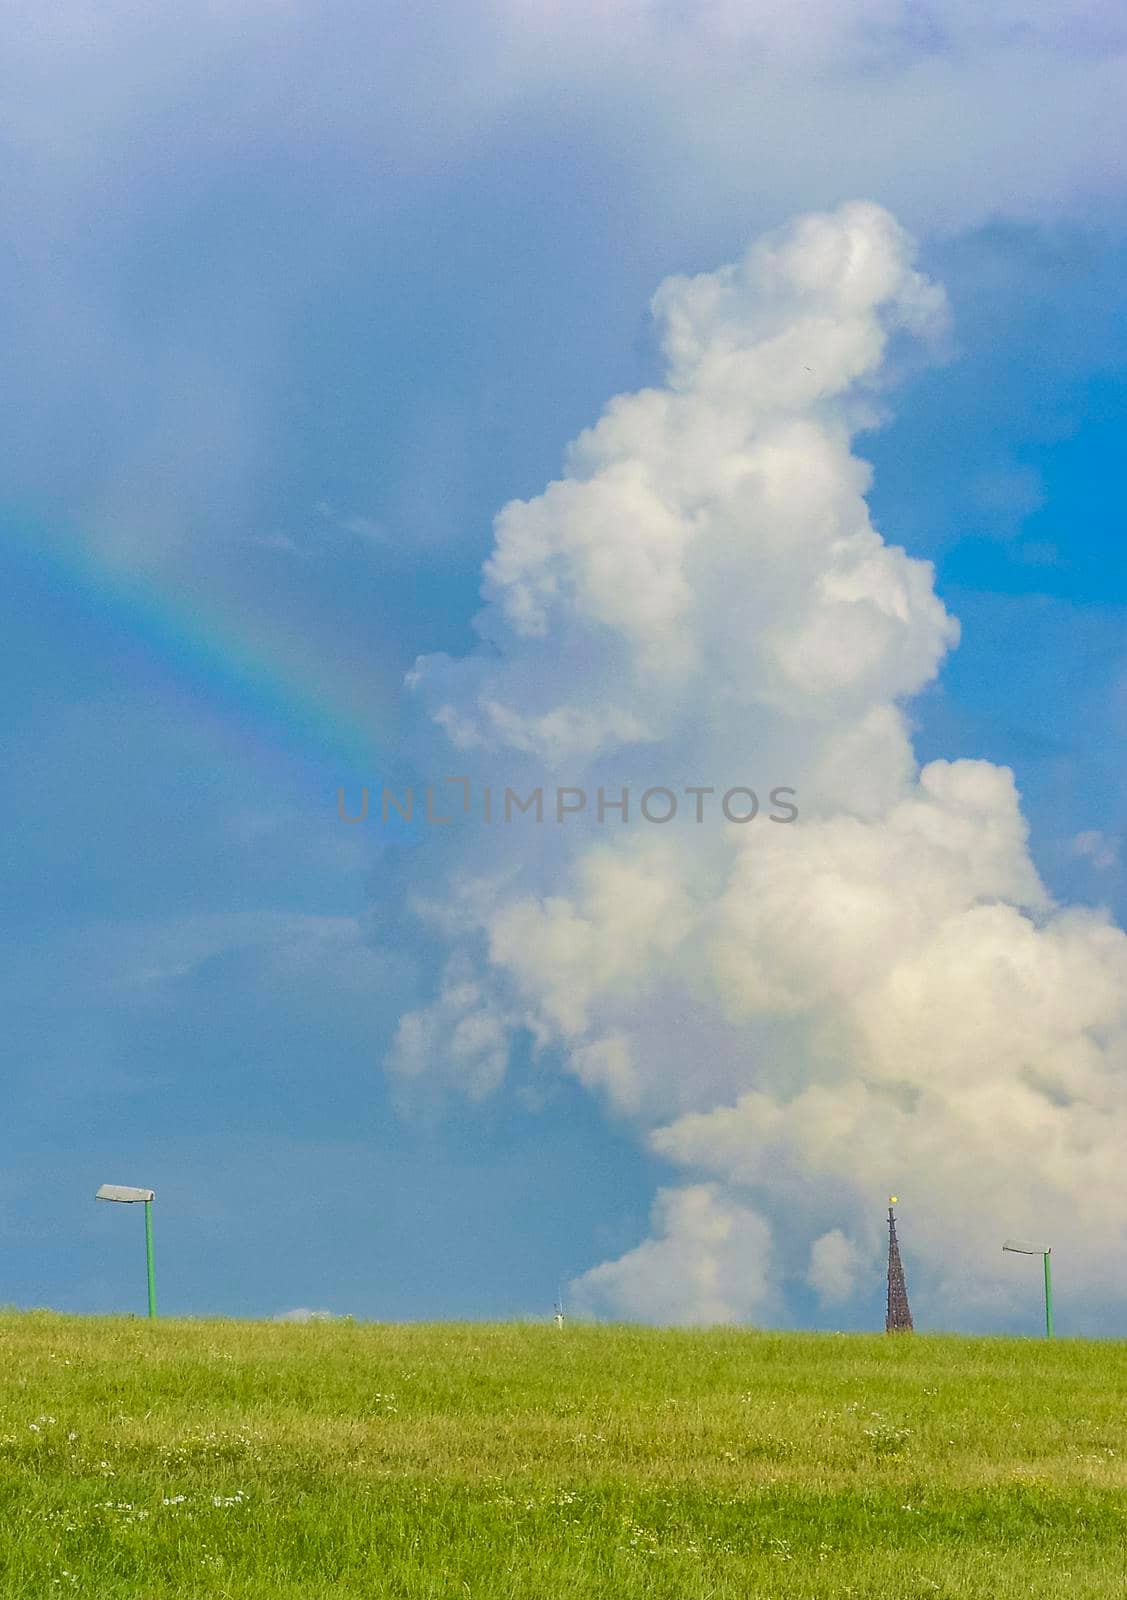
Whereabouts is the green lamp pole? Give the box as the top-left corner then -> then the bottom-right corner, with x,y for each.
96,1185 -> 157,1319
1003,1239 -> 1052,1339
144,1196 -> 157,1318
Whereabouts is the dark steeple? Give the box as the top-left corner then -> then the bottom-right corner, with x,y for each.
886,1196 -> 913,1333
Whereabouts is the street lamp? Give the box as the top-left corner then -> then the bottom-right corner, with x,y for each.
1002,1238 -> 1052,1338
96,1185 -> 157,1319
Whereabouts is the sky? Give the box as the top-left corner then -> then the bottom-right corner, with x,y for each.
1,0 -> 1126,1334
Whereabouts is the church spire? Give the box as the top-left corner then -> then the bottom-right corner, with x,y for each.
886,1196 -> 914,1333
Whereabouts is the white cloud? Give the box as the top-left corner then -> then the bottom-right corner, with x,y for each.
570,1185 -> 774,1325
1072,830 -> 1120,871
414,202 -> 956,766
6,4 -> 1123,237
488,0 -> 1127,236
273,1307 -> 337,1323
808,1230 -> 865,1305
316,503 -> 391,546
388,955 -> 513,1100
971,464 -> 1045,530
3,0 -> 1123,573
38,910 -> 403,1012
390,201 -> 1127,1329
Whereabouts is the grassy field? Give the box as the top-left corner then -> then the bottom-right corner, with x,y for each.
2,1314 -> 1126,1598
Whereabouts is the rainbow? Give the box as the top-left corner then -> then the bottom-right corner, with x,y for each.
8,517 -> 399,777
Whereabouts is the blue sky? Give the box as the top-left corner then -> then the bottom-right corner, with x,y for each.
2,2 -> 1125,1333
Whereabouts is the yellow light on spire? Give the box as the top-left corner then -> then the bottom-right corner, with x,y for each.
889,1195 -> 898,1205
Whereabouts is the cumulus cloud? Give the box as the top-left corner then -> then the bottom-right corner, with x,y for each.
808,1229 -> 865,1305
418,202 -> 956,769
273,1307 -> 337,1323
391,200 -> 1127,1329
388,955 -> 512,1101
570,1185 -> 774,1326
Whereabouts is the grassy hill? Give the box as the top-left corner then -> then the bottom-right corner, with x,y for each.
2,1312 -> 1125,1597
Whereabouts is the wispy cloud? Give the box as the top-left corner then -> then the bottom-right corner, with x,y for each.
1072,830 -> 1121,871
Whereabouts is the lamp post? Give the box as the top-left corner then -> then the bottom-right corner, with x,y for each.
96,1185 -> 157,1319
1002,1238 -> 1052,1338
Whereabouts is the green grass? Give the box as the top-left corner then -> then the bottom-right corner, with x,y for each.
2,1314 -> 1126,1597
